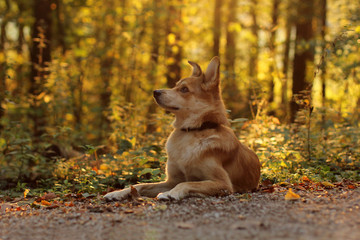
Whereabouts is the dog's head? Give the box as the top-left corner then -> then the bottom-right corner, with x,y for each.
153,57 -> 228,129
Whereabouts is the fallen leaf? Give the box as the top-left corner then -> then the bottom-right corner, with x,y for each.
302,176 -> 311,182
348,185 -> 356,189
296,185 -> 306,191
65,202 -> 74,207
45,204 -> 60,209
279,182 -> 290,186
285,188 -> 300,201
23,189 -> 30,199
321,181 -> 335,188
41,200 -> 52,206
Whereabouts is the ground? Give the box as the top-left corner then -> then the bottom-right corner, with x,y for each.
1,186 -> 359,240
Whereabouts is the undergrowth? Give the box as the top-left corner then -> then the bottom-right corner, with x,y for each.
0,105 -> 359,198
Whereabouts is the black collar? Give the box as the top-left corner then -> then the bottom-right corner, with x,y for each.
181,121 -> 219,132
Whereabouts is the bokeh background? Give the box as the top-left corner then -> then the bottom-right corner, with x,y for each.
0,0 -> 359,193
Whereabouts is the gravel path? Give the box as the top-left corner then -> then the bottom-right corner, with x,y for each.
1,188 -> 360,240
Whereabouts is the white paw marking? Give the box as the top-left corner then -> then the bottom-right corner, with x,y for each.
104,189 -> 130,201
157,191 -> 182,201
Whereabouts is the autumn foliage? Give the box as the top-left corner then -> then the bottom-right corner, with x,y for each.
0,0 -> 359,196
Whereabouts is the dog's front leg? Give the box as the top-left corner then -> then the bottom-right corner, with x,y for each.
157,159 -> 233,200
104,162 -> 184,201
104,181 -> 177,201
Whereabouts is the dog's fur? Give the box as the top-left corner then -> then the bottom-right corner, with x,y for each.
104,57 -> 260,201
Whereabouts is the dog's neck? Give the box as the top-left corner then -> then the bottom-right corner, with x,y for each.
180,121 -> 219,132
174,109 -> 229,132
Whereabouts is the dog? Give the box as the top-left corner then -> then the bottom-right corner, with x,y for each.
104,56 -> 260,201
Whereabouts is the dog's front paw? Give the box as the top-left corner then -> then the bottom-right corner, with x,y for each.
104,189 -> 130,201
157,191 -> 182,201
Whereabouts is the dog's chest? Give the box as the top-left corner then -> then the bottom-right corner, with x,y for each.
166,131 -> 219,165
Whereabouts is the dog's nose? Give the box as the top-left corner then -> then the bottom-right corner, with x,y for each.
153,90 -> 162,98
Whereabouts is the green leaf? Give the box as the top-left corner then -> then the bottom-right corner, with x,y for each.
0,138 -> 6,151
140,168 -> 153,176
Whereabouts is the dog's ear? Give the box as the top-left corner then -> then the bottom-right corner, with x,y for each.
188,61 -> 202,77
203,56 -> 220,90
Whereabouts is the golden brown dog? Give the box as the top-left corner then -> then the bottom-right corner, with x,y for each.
104,57 -> 260,201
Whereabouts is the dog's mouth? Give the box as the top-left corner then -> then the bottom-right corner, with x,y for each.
158,102 -> 180,111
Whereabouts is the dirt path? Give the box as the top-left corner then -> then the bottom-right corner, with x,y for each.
1,188 -> 360,240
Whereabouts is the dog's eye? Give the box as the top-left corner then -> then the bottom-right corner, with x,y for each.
180,86 -> 189,93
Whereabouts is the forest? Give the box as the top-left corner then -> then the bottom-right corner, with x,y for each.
0,0 -> 359,197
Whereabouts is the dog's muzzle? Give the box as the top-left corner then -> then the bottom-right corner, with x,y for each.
153,90 -> 179,111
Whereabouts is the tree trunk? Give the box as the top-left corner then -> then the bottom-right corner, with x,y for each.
14,0 -> 25,98
282,13 -> 291,109
165,1 -> 182,88
290,0 -> 314,123
320,0 -> 327,124
268,0 -> 279,105
29,0 -> 53,139
247,0 -> 259,118
223,0 -> 242,116
55,0 -> 67,53
70,62 -> 83,131
99,27 -> 114,141
213,0 -> 222,57
146,0 -> 162,133
0,0 -> 10,130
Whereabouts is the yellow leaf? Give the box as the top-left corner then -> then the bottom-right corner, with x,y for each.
99,163 -> 109,170
279,182 -> 290,186
23,189 -> 30,198
285,188 -> 300,201
167,33 -> 176,45
130,137 -> 136,148
228,22 -> 242,32
355,26 -> 360,33
321,181 -> 335,188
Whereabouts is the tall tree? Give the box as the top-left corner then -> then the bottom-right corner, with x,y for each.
54,0 -> 66,53
0,0 -> 10,130
146,0 -> 162,133
165,0 -> 183,88
281,1 -> 292,119
223,0 -> 242,115
213,0 -> 222,57
14,0 -> 26,98
290,0 -> 314,122
320,0 -> 327,120
98,2 -> 116,141
247,0 -> 259,118
29,0 -> 53,139
268,0 -> 280,106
